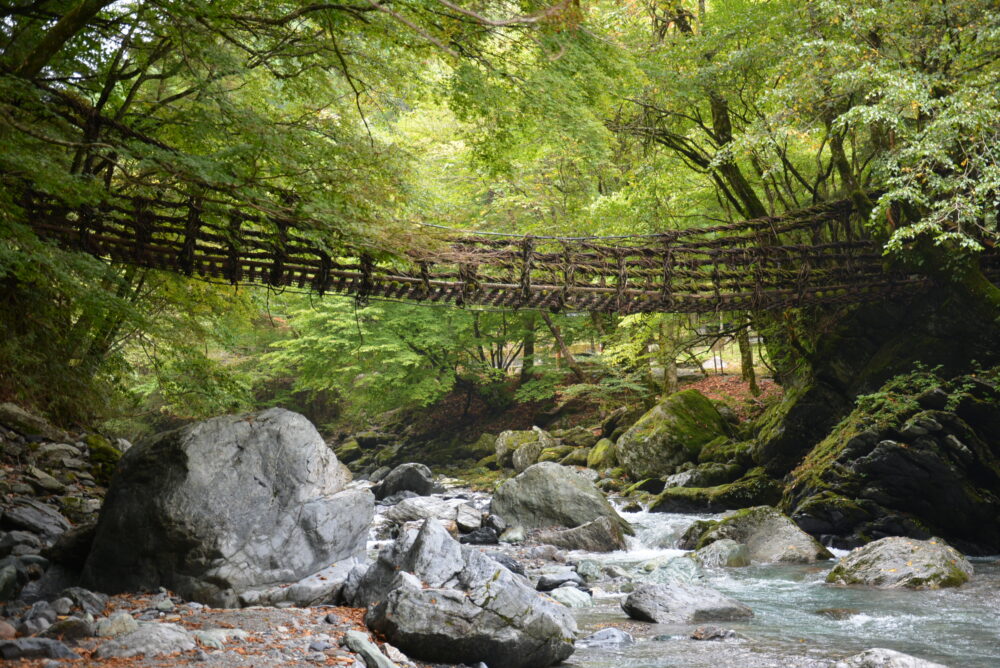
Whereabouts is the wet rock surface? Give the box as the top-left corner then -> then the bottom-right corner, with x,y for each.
621,582 -> 754,624
826,537 -> 973,589
680,506 -> 833,564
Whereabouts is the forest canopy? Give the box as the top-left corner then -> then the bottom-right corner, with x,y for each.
1,0 -> 998,431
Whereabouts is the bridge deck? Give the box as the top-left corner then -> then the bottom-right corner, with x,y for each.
25,193 -> 1000,313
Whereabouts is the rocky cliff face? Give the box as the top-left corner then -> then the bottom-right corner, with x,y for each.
782,369 -> 1000,554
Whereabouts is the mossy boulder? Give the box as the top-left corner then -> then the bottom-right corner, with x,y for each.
86,434 -> 122,486
615,390 -> 730,480
649,468 -> 782,514
550,426 -> 599,449
495,429 -> 555,469
560,447 -> 591,467
334,438 -> 363,464
826,536 -> 972,589
537,445 -> 576,464
586,438 -> 617,470
679,506 -> 832,564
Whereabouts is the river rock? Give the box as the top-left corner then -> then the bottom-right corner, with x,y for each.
835,648 -> 949,667
1,498 -> 71,542
826,537 -> 973,589
39,616 -> 95,641
536,571 -> 584,592
533,516 -> 627,552
491,462 -> 631,535
343,630 -> 398,668
94,622 -> 195,659
373,463 -> 439,500
577,628 -> 634,648
456,504 -> 482,532
384,496 -> 460,523
689,626 -> 740,641
680,506 -> 832,564
82,408 -> 373,606
621,582 -> 753,624
0,637 -> 78,660
459,527 -> 499,545
586,438 -> 617,470
693,539 -> 751,568
614,390 -> 730,479
357,519 -> 576,668
547,586 -> 592,608
97,612 -> 139,637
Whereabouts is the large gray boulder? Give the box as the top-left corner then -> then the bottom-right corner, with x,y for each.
680,506 -> 832,564
491,462 -> 632,535
614,390 -> 730,479
356,519 -> 576,668
82,408 -> 373,606
826,537 -> 973,589
621,582 -> 753,624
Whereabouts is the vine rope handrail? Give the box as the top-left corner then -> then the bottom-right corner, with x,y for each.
23,192 -> 1000,314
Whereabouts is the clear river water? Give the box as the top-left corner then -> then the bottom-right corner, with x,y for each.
565,509 -> 1000,668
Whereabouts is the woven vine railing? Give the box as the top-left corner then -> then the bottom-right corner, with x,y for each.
25,193 -> 1000,314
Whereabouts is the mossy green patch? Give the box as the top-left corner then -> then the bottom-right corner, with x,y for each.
649,468 -> 782,513
86,433 -> 122,486
587,438 -> 617,470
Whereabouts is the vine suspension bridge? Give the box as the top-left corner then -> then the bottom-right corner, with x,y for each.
25,192 -> 1000,314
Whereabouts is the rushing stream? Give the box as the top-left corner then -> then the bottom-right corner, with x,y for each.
566,509 -> 1000,668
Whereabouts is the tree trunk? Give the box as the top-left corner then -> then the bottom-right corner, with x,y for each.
737,317 -> 760,397
520,312 -> 536,382
658,316 -> 678,395
540,312 -> 585,381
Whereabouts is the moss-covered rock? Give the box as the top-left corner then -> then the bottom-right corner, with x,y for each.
587,438 -> 617,470
86,434 -> 122,486
537,445 -> 576,463
615,389 -> 730,480
622,478 -> 666,496
649,468 -> 782,513
334,438 -> 363,464
550,426 -> 599,449
560,447 -> 591,467
783,369 -> 1000,554
826,536 -> 972,589
495,429 -> 554,469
